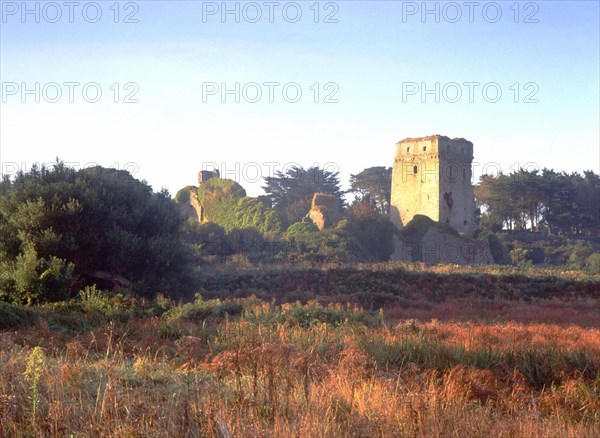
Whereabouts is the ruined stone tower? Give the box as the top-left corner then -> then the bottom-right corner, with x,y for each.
390,135 -> 477,237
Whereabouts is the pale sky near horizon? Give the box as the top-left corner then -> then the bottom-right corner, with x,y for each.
1,0 -> 598,197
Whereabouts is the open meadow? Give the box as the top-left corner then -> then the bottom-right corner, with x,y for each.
1,263 -> 599,437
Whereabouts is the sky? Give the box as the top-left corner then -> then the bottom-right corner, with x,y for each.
1,0 -> 599,197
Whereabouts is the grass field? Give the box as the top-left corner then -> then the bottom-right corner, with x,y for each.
1,263 -> 599,437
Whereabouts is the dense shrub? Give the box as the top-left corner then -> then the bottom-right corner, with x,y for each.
164,296 -> 244,322
0,162 -> 195,303
478,231 -> 510,264
286,221 -> 319,236
345,201 -> 396,261
233,197 -> 282,233
0,301 -> 37,329
195,178 -> 246,231
499,232 -> 599,269
195,178 -> 282,233
586,253 -> 600,274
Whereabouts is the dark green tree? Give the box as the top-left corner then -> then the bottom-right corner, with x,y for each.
262,165 -> 344,226
0,161 -> 194,302
475,168 -> 599,237
349,166 -> 392,215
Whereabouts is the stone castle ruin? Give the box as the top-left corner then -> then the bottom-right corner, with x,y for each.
390,135 -> 477,237
307,192 -> 342,230
390,135 -> 492,264
181,168 -> 220,222
178,136 -> 495,264
198,169 -> 220,184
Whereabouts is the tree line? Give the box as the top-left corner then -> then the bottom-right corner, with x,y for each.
0,162 -> 395,303
475,169 -> 599,236
1,161 -> 596,304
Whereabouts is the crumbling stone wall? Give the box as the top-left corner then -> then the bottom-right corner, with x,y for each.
180,170 -> 221,223
392,228 -> 494,264
198,169 -> 220,184
308,193 -> 341,230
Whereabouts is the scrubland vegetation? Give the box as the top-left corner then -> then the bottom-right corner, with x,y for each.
1,263 -> 599,437
1,162 -> 599,436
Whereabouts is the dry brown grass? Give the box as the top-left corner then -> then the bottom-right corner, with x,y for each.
1,296 -> 599,437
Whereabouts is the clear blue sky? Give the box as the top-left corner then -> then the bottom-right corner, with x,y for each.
1,1 -> 598,196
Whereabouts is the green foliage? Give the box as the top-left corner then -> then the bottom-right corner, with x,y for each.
233,197 -> 282,233
281,224 -> 358,264
174,186 -> 193,204
567,241 -> 595,270
0,302 -> 37,329
0,161 -> 194,302
478,231 -> 510,264
585,253 -> 600,274
158,321 -> 183,340
281,203 -> 395,263
500,232 -> 600,270
164,296 -> 244,323
345,201 -> 395,261
9,243 -> 74,305
476,169 -> 599,236
182,221 -> 226,257
225,228 -> 265,255
286,221 -> 319,236
510,243 -> 533,268
196,178 -> 246,230
79,285 -> 121,317
262,165 -> 344,226
349,166 -> 392,215
195,178 -> 281,233
244,301 -> 379,328
12,243 -> 41,304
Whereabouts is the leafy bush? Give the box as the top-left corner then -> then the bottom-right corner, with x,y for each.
164,296 -> 244,323
243,300 -> 380,328
7,243 -> 74,304
195,178 -> 246,231
194,178 -> 282,234
345,202 -> 396,261
479,231 -> 510,264
226,228 -> 265,255
567,241 -> 595,270
497,232 -> 600,271
0,162 -> 195,302
281,226 -> 358,263
510,245 -> 533,268
183,221 -> 227,257
174,186 -> 192,204
79,286 -> 128,318
276,301 -> 377,327
0,302 -> 37,329
286,221 -> 319,236
234,197 -> 282,233
585,253 -> 600,274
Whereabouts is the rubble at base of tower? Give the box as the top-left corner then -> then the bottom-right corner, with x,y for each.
391,216 -> 494,264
